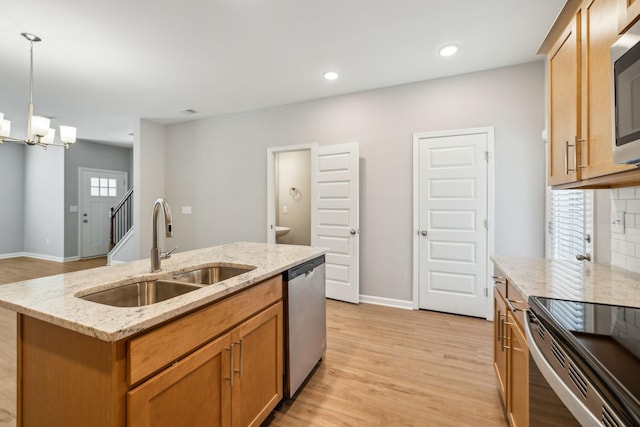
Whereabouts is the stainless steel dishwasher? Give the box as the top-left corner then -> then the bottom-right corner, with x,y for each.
283,255 -> 326,398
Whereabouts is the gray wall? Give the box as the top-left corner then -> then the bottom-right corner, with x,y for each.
135,120 -> 167,259
276,151 -> 311,245
0,143 -> 25,255
64,140 -> 133,258
152,61 -> 546,302
24,146 -> 65,260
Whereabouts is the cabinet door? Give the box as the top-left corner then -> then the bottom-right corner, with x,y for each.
548,12 -> 582,186
507,316 -> 529,427
618,0 -> 640,32
493,290 -> 508,407
231,302 -> 283,427
128,333 -> 232,427
582,0 -> 637,179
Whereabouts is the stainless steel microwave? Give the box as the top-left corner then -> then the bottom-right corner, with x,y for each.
612,19 -> 640,165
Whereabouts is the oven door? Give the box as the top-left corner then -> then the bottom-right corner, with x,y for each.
525,312 -> 596,426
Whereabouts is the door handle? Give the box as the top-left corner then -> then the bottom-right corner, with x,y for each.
576,253 -> 591,261
83,219 -> 88,223
419,230 -> 428,236
350,229 -> 358,235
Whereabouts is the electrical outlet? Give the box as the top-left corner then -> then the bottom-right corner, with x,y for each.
612,211 -> 625,234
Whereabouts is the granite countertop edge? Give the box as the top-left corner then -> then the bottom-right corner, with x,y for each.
0,242 -> 327,342
491,255 -> 640,308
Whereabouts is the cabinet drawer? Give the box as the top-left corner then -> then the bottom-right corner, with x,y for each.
128,275 -> 282,385
493,269 -> 508,298
506,283 -> 528,328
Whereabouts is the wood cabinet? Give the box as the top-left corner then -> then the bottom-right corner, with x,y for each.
128,333 -> 232,426
493,268 -> 529,427
128,302 -> 283,427
547,11 -> 581,186
18,275 -> 284,427
493,288 -> 508,406
618,0 -> 640,33
543,0 -> 637,189
506,312 -> 529,427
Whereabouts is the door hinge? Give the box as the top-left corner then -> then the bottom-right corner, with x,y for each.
484,219 -> 488,229
484,288 -> 488,297
485,151 -> 489,161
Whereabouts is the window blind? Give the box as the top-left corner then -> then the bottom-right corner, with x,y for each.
547,189 -> 592,328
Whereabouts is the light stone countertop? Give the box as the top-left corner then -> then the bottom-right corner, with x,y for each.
0,242 -> 326,342
491,256 -> 640,308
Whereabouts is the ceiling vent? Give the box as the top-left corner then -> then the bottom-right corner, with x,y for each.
180,109 -> 199,115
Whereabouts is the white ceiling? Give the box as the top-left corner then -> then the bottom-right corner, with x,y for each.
0,1 -> 566,147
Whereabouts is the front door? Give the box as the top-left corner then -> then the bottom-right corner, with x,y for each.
415,128 -> 492,318
312,142 -> 360,304
79,168 -> 127,258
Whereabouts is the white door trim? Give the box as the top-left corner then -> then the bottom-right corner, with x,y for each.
78,167 -> 129,259
412,127 -> 495,319
266,144 -> 318,243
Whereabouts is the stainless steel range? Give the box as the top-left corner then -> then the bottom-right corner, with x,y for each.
526,296 -> 640,426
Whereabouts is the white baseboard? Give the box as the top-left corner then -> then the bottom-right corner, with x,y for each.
21,253 -> 65,263
359,294 -> 414,310
0,252 -> 27,260
108,260 -> 127,266
64,256 -> 81,262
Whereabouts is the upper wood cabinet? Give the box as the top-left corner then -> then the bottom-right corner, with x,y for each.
582,0 -> 636,179
618,0 -> 640,33
547,12 -> 581,186
543,0 -> 637,188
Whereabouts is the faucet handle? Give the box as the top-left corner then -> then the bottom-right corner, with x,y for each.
161,246 -> 178,259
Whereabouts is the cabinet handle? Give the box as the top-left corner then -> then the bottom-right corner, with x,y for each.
225,344 -> 235,387
576,136 -> 587,169
565,140 -> 576,173
234,338 -> 244,378
492,275 -> 506,284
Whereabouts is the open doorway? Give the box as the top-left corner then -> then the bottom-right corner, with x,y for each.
267,144 -> 316,245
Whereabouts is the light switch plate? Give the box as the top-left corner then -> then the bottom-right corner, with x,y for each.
69,205 -> 78,213
612,211 -> 625,234
283,206 -> 288,214
181,206 -> 192,215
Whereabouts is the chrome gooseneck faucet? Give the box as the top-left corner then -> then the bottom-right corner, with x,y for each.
151,198 -> 175,272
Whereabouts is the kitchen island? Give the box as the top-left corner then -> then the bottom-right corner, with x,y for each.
0,242 -> 326,427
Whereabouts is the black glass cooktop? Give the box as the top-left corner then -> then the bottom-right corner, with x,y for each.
530,297 -> 640,425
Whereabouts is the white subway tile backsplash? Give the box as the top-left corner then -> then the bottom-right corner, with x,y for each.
613,199 -> 626,212
611,252 -> 627,268
628,200 -> 640,214
620,187 -> 636,199
627,228 -> 640,243
627,213 -> 636,228
610,186 -> 640,272
620,241 -> 637,255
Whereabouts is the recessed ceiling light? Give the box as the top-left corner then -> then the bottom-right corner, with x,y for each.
323,71 -> 339,81
439,44 -> 459,57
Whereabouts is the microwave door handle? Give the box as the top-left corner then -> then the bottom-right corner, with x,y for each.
565,141 -> 569,174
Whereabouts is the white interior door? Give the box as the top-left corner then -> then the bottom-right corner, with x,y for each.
414,129 -> 492,318
312,142 -> 360,303
80,168 -> 128,258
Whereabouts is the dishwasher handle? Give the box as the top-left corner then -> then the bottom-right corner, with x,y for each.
284,255 -> 325,281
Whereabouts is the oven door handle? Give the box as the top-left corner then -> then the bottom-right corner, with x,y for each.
525,313 -> 601,427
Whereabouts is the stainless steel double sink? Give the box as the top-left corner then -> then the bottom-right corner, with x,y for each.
79,265 -> 256,307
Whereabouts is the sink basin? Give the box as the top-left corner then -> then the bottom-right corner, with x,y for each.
275,226 -> 291,237
172,265 -> 256,285
80,280 -> 201,307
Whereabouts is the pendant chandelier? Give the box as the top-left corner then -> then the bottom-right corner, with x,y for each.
0,33 -> 77,149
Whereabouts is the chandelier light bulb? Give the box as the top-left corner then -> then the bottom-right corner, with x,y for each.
0,33 -> 78,148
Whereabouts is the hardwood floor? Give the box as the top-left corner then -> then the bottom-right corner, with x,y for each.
267,301 -> 507,427
0,257 -> 106,426
0,257 -> 506,427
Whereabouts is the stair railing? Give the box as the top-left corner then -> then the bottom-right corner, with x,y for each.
109,188 -> 133,250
